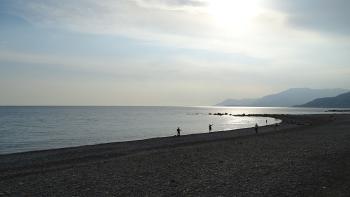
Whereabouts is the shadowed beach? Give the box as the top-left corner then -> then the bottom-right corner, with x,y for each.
1,114 -> 350,196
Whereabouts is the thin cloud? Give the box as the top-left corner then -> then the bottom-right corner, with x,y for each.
266,0 -> 350,36
1,0 -> 350,105
3,0 -> 349,60
135,0 -> 206,8
2,0 -> 321,58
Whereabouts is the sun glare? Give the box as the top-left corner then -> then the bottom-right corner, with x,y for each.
207,0 -> 261,27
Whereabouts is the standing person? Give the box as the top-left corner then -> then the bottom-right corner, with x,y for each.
266,120 -> 268,125
177,127 -> 181,136
255,123 -> 259,134
209,124 -> 213,133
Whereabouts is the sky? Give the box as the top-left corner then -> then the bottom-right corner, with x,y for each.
0,0 -> 350,106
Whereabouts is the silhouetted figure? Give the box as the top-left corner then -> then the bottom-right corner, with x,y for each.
255,123 -> 259,134
266,120 -> 268,125
177,127 -> 181,136
209,124 -> 213,132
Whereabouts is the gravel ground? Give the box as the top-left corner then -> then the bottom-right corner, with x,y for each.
1,114 -> 350,196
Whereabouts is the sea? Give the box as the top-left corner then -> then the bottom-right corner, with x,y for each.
0,106 -> 346,154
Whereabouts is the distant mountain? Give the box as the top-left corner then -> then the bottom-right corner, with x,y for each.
296,91 -> 350,108
251,88 -> 348,107
216,98 -> 256,106
216,88 -> 348,107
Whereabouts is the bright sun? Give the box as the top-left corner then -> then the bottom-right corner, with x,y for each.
207,0 -> 261,27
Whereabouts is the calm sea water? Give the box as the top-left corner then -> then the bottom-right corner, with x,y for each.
0,106 -> 344,154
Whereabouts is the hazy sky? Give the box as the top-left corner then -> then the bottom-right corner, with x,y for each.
1,0 -> 350,106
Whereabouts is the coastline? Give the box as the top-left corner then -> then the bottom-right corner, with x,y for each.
0,114 -> 292,166
1,114 -> 350,196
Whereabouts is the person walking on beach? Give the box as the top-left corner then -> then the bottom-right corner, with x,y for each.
209,124 -> 213,133
177,127 -> 181,136
255,123 -> 259,134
